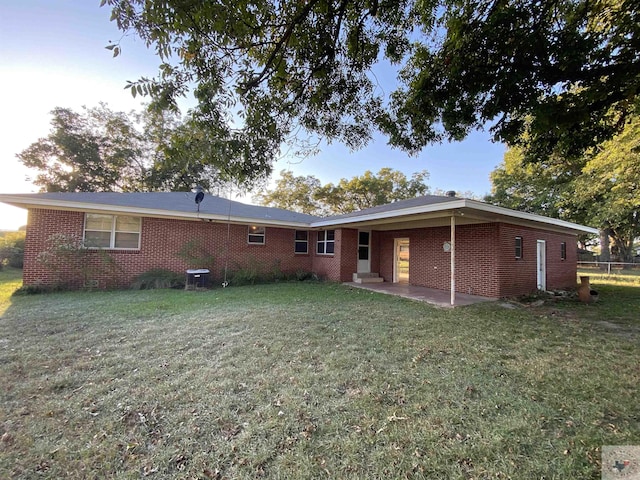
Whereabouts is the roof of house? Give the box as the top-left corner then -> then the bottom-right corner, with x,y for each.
314,195 -> 598,234
0,191 -> 598,234
0,192 -> 319,226
321,195 -> 456,221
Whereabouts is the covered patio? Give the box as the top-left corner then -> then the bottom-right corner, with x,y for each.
345,282 -> 497,308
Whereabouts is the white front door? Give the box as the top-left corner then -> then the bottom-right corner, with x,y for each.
394,238 -> 410,284
357,231 -> 371,273
537,240 -> 546,291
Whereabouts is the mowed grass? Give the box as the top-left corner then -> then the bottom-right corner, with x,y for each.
578,267 -> 640,287
0,267 -> 22,316
0,272 -> 639,479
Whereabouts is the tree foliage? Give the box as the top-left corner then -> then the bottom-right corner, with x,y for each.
487,117 -> 640,261
487,147 -> 585,219
572,117 -> 640,261
18,105 -> 146,192
17,105 -> 233,193
104,0 -> 639,178
315,168 -> 430,214
385,0 -> 640,162
0,231 -> 25,269
253,170 -> 323,215
254,168 -> 430,216
142,110 -> 233,192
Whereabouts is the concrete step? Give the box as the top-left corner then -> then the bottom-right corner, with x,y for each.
352,273 -> 384,283
356,277 -> 384,283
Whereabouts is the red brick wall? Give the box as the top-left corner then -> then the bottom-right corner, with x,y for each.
23,209 -> 578,296
376,224 -> 500,297
496,224 -> 577,297
375,222 -> 577,298
309,230 -> 333,280
24,209 -> 86,287
370,230 -> 381,274
310,228 -> 357,282
339,229 -> 358,282
24,209 -> 313,288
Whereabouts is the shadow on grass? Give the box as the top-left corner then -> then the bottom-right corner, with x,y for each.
0,281 -> 639,478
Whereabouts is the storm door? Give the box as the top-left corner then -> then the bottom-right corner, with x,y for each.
357,231 -> 370,273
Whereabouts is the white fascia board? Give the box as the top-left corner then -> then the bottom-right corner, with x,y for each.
310,199 -> 468,228
1,194 -> 599,234
310,198 -> 598,234
0,195 -> 311,229
465,200 -> 599,234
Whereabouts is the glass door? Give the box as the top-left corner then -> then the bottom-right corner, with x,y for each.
394,238 -> 409,284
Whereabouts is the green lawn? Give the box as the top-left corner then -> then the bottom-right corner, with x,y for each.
0,271 -> 638,479
578,267 -> 640,287
0,267 -> 22,316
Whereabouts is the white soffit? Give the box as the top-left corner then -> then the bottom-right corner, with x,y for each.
311,199 -> 598,234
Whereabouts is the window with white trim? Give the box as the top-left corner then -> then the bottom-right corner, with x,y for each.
317,230 -> 335,255
295,230 -> 308,253
84,214 -> 141,249
560,242 -> 567,260
515,236 -> 523,259
248,225 -> 265,244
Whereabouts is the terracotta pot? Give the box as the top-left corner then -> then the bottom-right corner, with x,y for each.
577,276 -> 597,303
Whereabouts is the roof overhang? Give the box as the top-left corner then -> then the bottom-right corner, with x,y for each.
0,194 -> 311,229
0,194 -> 598,235
310,199 -> 598,235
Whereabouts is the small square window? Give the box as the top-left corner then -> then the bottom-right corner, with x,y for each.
317,230 -> 335,255
560,242 -> 567,260
515,236 -> 523,259
295,230 -> 308,254
248,225 -> 265,244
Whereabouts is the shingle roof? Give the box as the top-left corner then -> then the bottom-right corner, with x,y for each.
1,192 -> 320,224
0,191 -> 598,234
320,195 -> 457,221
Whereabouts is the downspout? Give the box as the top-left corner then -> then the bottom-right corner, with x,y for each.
451,213 -> 456,306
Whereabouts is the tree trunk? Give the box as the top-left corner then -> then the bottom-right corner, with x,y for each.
599,227 -> 611,271
599,228 -> 610,262
612,235 -> 634,264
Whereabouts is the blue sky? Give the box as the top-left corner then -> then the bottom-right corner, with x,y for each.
0,0 -> 506,230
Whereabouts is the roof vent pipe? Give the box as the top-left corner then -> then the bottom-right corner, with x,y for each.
445,190 -> 456,197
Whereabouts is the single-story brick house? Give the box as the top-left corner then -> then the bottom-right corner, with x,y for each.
0,192 -> 597,303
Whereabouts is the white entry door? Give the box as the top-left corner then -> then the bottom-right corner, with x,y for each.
537,240 -> 546,291
357,231 -> 370,273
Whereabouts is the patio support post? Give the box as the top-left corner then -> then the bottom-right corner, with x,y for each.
451,214 -> 456,306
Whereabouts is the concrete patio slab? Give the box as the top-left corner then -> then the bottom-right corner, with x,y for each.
344,282 -> 496,308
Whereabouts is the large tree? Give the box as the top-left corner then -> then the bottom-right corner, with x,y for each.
253,170 -> 323,215
487,117 -> 640,262
104,0 -> 639,180
17,105 -> 232,193
254,168 -> 430,215
486,147 -> 585,219
572,117 -> 640,262
314,168 -> 430,214
18,105 -> 146,192
143,111 -> 237,192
